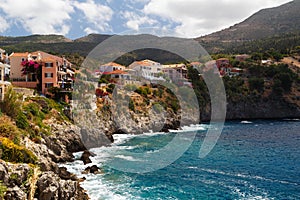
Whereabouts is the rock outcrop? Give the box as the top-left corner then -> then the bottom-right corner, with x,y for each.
201,95 -> 300,121
0,117 -> 90,200
35,172 -> 88,200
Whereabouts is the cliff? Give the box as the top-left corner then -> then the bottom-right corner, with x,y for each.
0,92 -> 89,200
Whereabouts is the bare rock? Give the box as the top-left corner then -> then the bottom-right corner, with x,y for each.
80,150 -> 93,165
82,165 -> 101,174
36,171 -> 89,200
5,186 -> 27,200
59,167 -> 78,181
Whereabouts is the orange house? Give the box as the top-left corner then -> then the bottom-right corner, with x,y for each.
10,51 -> 75,95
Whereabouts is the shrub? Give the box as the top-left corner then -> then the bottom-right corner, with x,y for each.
129,99 -> 135,111
274,73 -> 293,92
0,137 -> 37,164
152,103 -> 163,113
124,84 -> 138,91
0,181 -> 7,199
249,77 -> 265,92
0,116 -> 21,144
16,112 -> 29,130
0,86 -> 22,119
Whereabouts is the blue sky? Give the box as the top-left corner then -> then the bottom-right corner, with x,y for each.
0,0 -> 291,39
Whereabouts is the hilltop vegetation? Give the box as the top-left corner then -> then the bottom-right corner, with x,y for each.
198,1 -> 300,43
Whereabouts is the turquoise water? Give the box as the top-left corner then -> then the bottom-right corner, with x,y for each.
64,120 -> 300,199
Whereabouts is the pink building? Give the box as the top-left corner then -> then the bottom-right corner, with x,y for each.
10,51 -> 75,95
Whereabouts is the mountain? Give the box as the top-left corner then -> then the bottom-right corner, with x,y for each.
0,34 -> 72,44
197,0 -> 300,43
1,1 -> 300,60
74,33 -> 112,43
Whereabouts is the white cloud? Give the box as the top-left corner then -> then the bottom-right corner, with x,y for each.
0,0 -> 74,35
143,0 -> 292,37
0,17 -> 9,33
122,11 -> 157,31
73,0 -> 113,34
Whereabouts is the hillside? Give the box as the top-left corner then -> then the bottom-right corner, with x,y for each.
0,34 -> 72,44
1,1 -> 300,62
0,34 -> 111,57
197,0 -> 300,43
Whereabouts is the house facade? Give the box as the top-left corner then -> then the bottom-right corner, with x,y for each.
99,62 -> 125,73
10,51 -> 75,95
162,63 -> 188,82
0,62 -> 11,101
128,59 -> 164,81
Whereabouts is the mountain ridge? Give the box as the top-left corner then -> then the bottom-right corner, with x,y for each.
0,1 -> 300,56
197,0 -> 300,43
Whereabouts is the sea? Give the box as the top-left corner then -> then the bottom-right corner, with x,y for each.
63,120 -> 300,200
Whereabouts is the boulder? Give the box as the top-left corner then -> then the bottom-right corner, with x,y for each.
82,165 -> 101,174
5,186 -> 27,200
80,150 -> 93,165
58,167 -> 77,181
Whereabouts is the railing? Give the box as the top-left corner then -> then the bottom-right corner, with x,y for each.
11,78 -> 37,82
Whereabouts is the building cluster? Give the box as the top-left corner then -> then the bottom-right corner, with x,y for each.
95,57 -> 247,88
96,59 -> 190,86
0,45 -> 250,101
0,48 -> 75,100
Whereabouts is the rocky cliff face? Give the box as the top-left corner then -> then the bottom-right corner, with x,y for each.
73,94 -> 199,149
201,95 -> 300,121
0,117 -> 89,200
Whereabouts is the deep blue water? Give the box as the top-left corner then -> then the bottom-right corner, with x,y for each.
64,120 -> 300,200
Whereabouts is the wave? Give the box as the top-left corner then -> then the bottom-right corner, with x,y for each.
114,155 -> 141,161
199,168 -> 298,186
241,121 -> 253,124
169,124 -> 207,133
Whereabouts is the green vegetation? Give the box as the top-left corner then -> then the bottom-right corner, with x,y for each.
0,86 -> 22,119
0,137 -> 37,164
0,116 -> 21,145
0,181 -> 7,199
129,99 -> 135,112
249,77 -> 265,93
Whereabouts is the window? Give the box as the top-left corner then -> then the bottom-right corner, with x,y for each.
45,62 -> 53,68
45,73 -> 53,78
45,83 -> 53,88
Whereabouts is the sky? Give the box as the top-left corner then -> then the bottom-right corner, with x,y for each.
0,0 -> 292,39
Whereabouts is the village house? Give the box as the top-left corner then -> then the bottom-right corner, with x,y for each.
0,62 -> 11,101
10,51 -> 75,95
128,59 -> 164,81
215,58 -> 242,76
99,62 -> 126,73
216,58 -> 231,76
162,63 -> 188,83
102,69 -> 134,85
0,48 -> 9,64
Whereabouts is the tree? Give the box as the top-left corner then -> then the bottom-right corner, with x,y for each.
249,77 -> 265,92
274,73 -> 293,92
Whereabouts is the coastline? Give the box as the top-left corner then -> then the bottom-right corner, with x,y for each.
62,119 -> 300,199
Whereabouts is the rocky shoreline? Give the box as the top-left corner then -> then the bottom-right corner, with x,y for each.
1,92 -> 300,199
0,117 -> 89,200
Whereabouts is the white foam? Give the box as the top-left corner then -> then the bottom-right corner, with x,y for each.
241,121 -> 253,124
114,155 -> 140,161
113,134 -> 137,145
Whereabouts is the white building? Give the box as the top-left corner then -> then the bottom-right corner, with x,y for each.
128,59 -> 164,81
0,62 -> 11,101
99,62 -> 125,73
